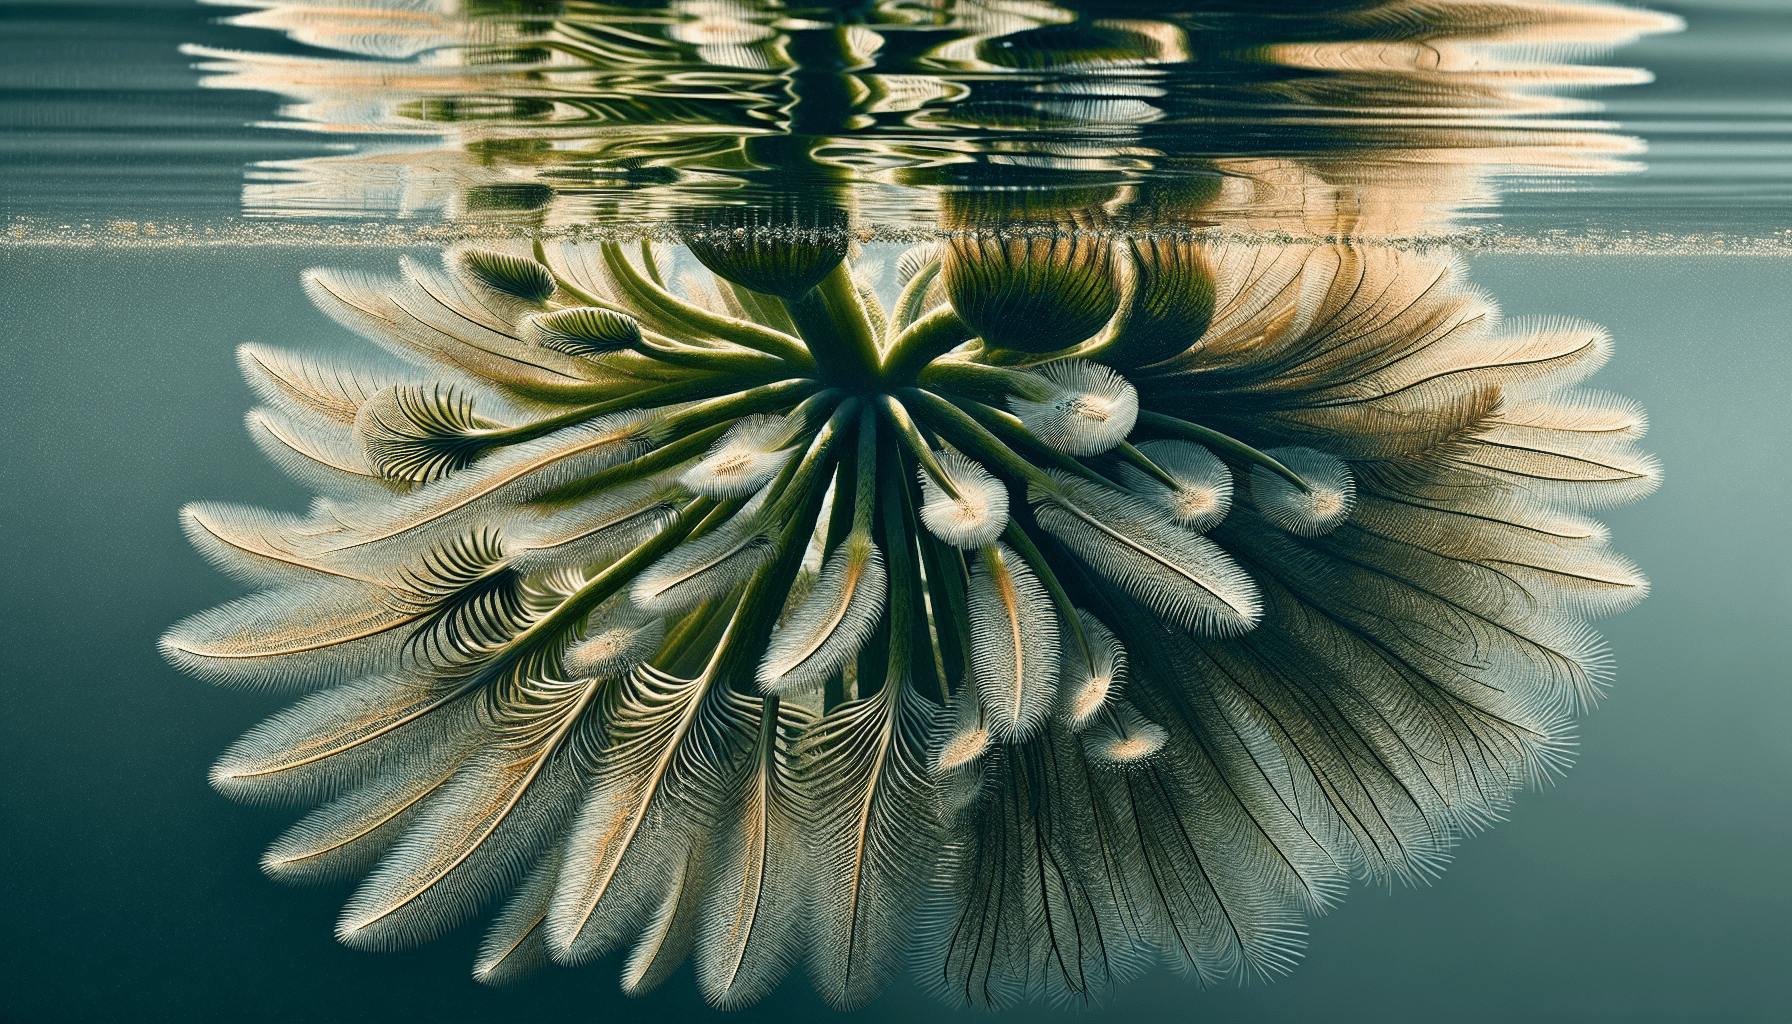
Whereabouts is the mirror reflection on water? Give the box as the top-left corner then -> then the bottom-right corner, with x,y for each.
0,2 -> 1786,1023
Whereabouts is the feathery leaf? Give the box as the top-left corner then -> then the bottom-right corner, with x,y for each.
796,682 -> 947,1009
965,544 -> 1060,742
757,532 -> 887,694
1031,473 -> 1261,636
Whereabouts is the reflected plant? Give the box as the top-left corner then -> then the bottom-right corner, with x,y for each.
165,216 -> 1655,1008
184,0 -> 1679,226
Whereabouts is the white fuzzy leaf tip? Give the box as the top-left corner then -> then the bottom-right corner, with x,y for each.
563,610 -> 665,680
680,414 -> 799,498
1081,703 -> 1167,770
1008,359 -> 1138,456
918,450 -> 1008,549
1058,609 -> 1126,732
1118,439 -> 1233,531
1251,447 -> 1356,537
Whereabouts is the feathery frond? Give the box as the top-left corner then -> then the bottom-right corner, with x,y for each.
1080,703 -> 1168,769
758,532 -> 887,694
631,512 -> 778,616
1031,473 -> 1261,636
694,700 -> 814,1007
547,667 -> 758,966
457,246 -> 558,303
796,683 -> 947,1009
524,307 -> 643,358
356,383 -> 506,483
966,544 -> 1060,742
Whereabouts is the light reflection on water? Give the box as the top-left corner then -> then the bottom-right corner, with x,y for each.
179,0 -> 1680,231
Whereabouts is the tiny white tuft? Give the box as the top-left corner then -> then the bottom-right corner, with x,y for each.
1118,439 -> 1233,531
935,680 -> 990,775
1251,447 -> 1356,536
1081,703 -> 1168,770
936,724 -> 991,774
563,611 -> 664,680
1057,609 -> 1126,732
680,414 -> 799,499
918,450 -> 1009,549
1008,359 -> 1139,456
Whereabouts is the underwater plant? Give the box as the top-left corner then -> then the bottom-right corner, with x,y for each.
164,225 -> 1655,1008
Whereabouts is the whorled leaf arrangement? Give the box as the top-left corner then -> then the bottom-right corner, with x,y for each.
165,227 -> 1655,1009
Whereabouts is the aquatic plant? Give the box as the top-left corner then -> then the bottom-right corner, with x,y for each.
182,0 -> 1679,226
164,227 -> 1655,1008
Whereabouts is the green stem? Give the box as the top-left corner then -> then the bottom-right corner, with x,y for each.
1113,440 -> 1181,490
658,378 -> 823,438
875,431 -> 918,696
914,528 -> 969,702
600,241 -> 816,369
536,238 -> 634,317
662,593 -> 744,678
820,411 -> 873,712
888,444 -> 943,704
483,496 -> 718,683
876,394 -> 958,499
881,306 -> 974,384
640,239 -> 666,289
1134,410 -> 1311,493
784,262 -> 883,389
657,596 -> 729,672
931,390 -> 1113,487
706,416 -> 846,685
897,388 -> 1057,490
531,421 -> 730,508
888,255 -> 941,339
626,334 -> 786,377
851,403 -> 879,532
762,399 -> 856,524
915,359 -> 1050,402
480,375 -> 758,455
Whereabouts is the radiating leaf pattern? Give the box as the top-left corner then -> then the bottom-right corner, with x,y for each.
167,229 -> 1653,1008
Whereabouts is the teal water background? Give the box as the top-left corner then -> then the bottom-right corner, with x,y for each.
2,246 -> 1786,1023
5,0 -> 1792,1018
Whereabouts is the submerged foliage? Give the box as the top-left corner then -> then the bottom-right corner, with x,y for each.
166,227 -> 1654,1008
